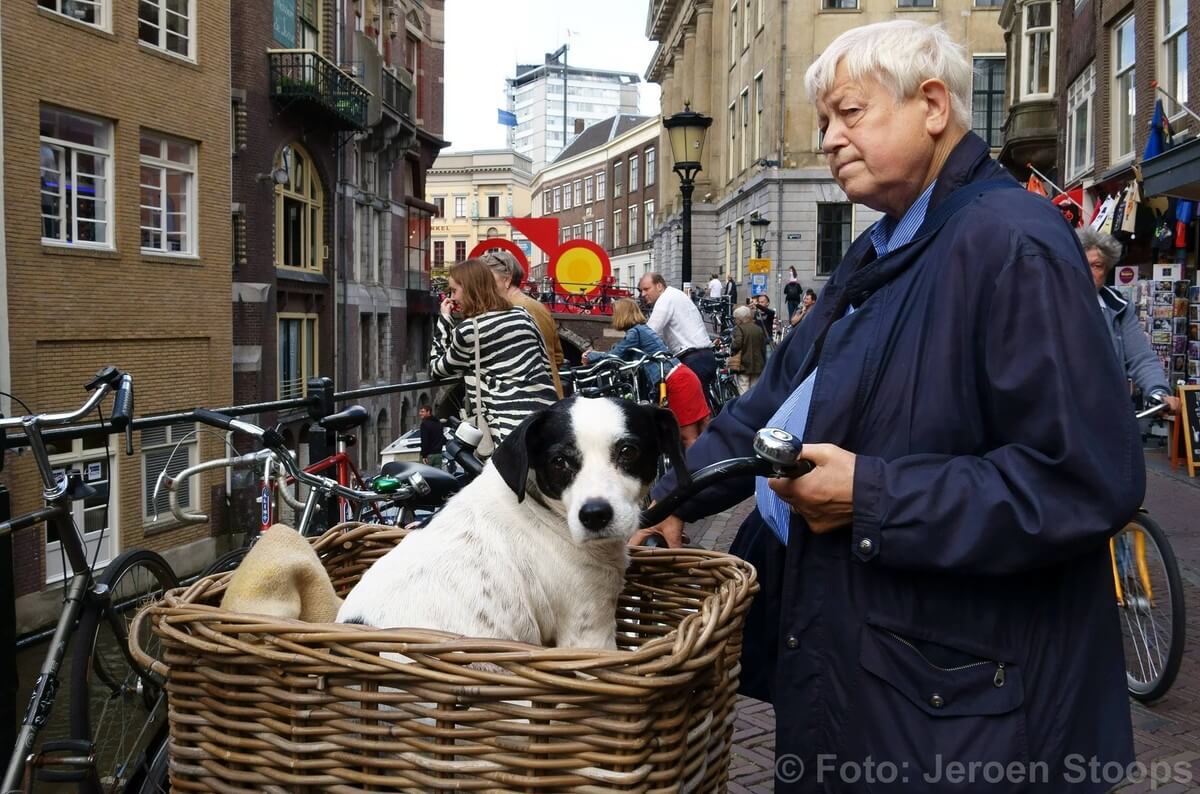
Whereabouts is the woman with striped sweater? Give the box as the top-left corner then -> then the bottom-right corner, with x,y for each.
430,258 -> 557,444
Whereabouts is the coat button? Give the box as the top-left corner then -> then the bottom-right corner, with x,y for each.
785,635 -> 799,649
858,538 -> 874,554
930,693 -> 945,709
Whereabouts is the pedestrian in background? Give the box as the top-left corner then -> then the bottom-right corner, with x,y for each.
730,305 -> 766,394
708,273 -> 723,298
638,273 -> 718,396
418,404 -> 445,468
484,249 -> 565,398
790,288 -> 817,328
726,274 -> 738,305
637,20 -> 1142,792
431,259 -> 557,447
753,294 -> 776,344
783,267 -> 802,319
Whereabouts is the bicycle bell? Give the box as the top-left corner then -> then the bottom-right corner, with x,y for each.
753,428 -> 808,477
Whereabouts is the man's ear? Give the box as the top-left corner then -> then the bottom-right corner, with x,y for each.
649,405 -> 692,489
919,78 -> 952,136
489,410 -> 544,502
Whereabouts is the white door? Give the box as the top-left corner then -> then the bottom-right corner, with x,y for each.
45,432 -> 118,583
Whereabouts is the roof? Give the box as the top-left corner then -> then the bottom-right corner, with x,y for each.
509,63 -> 641,88
553,114 -> 653,163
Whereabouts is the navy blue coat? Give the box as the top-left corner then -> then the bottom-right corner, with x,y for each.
653,134 -> 1142,792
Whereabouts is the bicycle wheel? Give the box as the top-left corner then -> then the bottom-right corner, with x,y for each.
69,548 -> 178,794
1113,514 -> 1186,702
199,546 -> 250,578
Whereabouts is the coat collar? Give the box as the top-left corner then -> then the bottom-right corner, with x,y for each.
1099,285 -> 1129,314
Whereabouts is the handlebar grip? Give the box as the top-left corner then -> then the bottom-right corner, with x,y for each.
109,373 -> 134,431
193,408 -> 236,431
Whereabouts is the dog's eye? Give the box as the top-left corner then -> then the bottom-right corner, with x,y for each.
551,455 -> 575,471
616,443 -> 640,463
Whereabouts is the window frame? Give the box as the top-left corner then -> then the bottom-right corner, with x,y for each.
585,175 -> 594,202
596,171 -> 606,200
753,73 -> 765,161
141,422 -> 198,523
573,179 -> 583,205
628,203 -> 639,245
730,0 -> 738,67
1160,0 -> 1188,119
553,186 -> 562,212
274,143 -> 324,272
740,87 -> 750,172
486,194 -> 501,218
139,130 -> 198,256
138,0 -> 195,61
629,154 -> 640,192
278,313 -> 319,400
454,239 -> 467,262
613,160 -> 623,197
1065,63 -> 1096,181
40,106 -> 114,250
613,209 -> 622,249
970,56 -> 1006,149
454,195 -> 466,217
37,0 -> 110,31
645,200 -> 655,238
1020,1 -> 1057,99
816,203 -> 853,277
596,217 -> 606,246
1111,14 -> 1136,162
645,147 -> 656,187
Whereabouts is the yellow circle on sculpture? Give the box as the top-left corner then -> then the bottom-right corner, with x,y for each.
555,245 -> 606,294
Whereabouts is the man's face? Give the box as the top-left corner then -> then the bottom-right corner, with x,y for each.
1086,249 -> 1107,290
816,62 -> 939,217
638,278 -> 665,304
756,296 -> 769,308
419,407 -> 431,420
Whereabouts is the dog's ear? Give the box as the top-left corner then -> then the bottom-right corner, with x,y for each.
490,410 -> 544,502
649,406 -> 692,489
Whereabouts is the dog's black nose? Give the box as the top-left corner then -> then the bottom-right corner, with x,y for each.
578,499 -> 614,531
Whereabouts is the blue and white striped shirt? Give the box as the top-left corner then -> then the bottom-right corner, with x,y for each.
754,180 -> 938,543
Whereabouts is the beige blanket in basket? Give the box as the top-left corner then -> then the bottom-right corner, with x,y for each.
220,524 -> 342,622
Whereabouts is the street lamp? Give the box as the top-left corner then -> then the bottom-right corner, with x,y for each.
750,216 -> 771,258
663,102 -> 712,289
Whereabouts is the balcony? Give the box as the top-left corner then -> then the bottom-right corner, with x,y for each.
268,49 -> 370,131
997,97 -> 1057,172
381,68 -> 414,121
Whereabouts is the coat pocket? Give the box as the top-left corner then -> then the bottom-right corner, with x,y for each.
842,620 -> 1030,792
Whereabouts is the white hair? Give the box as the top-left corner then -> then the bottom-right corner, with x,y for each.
804,20 -> 972,131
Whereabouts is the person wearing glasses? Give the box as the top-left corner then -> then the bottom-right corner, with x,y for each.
484,249 -> 565,398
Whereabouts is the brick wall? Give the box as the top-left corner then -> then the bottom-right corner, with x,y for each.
1,0 -> 233,596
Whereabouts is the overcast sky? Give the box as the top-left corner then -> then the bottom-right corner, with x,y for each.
443,0 -> 662,152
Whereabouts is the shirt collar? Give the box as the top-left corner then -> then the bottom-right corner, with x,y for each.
869,180 -> 937,257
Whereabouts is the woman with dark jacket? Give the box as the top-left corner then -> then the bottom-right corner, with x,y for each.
730,304 -> 767,394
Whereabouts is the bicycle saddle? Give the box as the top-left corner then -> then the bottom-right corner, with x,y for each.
317,405 -> 368,433
380,461 -> 461,506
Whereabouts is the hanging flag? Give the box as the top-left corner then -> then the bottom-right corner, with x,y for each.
1175,199 -> 1194,248
1110,187 -> 1128,233
1026,172 -> 1048,196
1052,193 -> 1083,227
1090,194 -> 1118,231
1120,180 -> 1140,235
497,109 -> 518,127
1143,99 -> 1173,161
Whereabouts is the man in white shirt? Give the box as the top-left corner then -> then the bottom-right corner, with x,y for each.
708,274 -> 723,299
638,272 -> 718,395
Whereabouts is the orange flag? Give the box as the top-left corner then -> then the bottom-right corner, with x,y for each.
1026,172 -> 1048,196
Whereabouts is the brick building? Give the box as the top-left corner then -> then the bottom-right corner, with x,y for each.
334,0 -> 447,468
1,0 -> 232,627
531,115 -> 660,291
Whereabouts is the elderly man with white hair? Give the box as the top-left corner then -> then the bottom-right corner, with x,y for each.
640,20 -> 1140,792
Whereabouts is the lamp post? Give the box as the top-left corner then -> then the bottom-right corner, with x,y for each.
750,215 -> 770,258
664,103 -> 712,289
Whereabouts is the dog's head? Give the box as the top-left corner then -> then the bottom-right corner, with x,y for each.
491,396 -> 689,544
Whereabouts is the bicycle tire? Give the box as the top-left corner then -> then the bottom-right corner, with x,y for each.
1114,513 -> 1186,703
69,548 -> 178,794
199,546 -> 250,578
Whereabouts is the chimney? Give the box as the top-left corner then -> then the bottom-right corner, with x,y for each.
574,118 -> 585,134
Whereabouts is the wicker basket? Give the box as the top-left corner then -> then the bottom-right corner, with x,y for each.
130,522 -> 759,792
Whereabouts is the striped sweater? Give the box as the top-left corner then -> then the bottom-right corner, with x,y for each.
430,308 -> 558,442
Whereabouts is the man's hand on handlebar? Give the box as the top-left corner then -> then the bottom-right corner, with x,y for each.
631,514 -> 686,548
766,443 -> 856,534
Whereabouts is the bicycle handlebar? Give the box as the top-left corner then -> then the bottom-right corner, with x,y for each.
640,428 -> 811,526
160,450 -> 272,524
0,367 -> 129,430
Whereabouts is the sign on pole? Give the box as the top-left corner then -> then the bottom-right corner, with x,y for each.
750,274 -> 769,296
273,0 -> 296,47
748,258 -> 771,274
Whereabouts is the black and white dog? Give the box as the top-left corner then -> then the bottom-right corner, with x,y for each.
337,396 -> 689,649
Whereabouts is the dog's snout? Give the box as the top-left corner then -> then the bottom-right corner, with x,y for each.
578,499 -> 614,531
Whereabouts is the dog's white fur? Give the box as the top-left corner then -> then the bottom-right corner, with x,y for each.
337,398 -> 651,649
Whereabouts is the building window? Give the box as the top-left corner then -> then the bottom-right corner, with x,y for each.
1112,15 -> 1136,161
736,219 -> 744,280
971,58 -> 1005,148
629,204 -> 639,244
823,0 -> 859,7
758,0 -> 765,25
613,160 -> 623,197
573,224 -> 582,239
377,313 -> 390,380
278,314 -> 318,399
596,217 -> 606,247
744,0 -> 752,48
645,200 -> 655,237
1066,63 -> 1095,180
275,144 -> 323,271
630,155 -> 640,192
1022,2 -> 1055,97
817,203 -> 852,276
142,422 -> 197,521
574,179 -> 583,205
613,210 -> 622,249
730,0 -> 738,66
645,147 -> 656,186
897,0 -> 934,6
544,191 -> 552,213
360,313 -> 374,381
433,196 -> 445,217
728,102 -> 737,181
584,220 -> 594,240
45,431 -> 116,582
553,186 -> 562,211
38,0 -> 106,28
454,195 -> 466,217
40,106 -> 112,248
487,195 -> 500,217
139,131 -> 196,254
562,226 -> 571,245
298,0 -> 321,51
454,239 -> 466,261
754,74 -> 765,160
585,175 -> 594,202
433,239 -> 445,266
974,0 -> 1002,6
138,0 -> 193,59
1161,0 -> 1188,116
740,88 -> 750,172
596,171 -> 606,200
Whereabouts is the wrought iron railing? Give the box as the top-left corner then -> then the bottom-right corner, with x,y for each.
381,69 -> 414,120
268,49 -> 370,131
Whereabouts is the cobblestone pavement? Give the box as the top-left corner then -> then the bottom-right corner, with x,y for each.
690,448 -> 1200,792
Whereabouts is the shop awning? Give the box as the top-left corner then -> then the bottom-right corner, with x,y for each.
1142,136 -> 1200,201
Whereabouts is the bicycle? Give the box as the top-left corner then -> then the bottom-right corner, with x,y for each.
1,367 -> 178,794
1114,396 -> 1187,702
